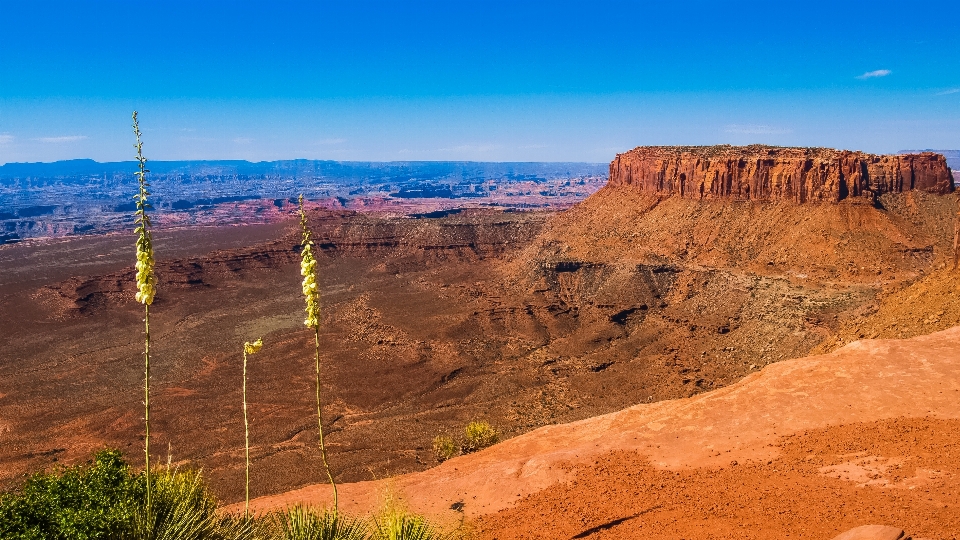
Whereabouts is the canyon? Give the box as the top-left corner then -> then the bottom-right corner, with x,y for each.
0,145 -> 958,537
0,160 -> 606,244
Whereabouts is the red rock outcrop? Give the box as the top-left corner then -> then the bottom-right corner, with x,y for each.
609,145 -> 954,203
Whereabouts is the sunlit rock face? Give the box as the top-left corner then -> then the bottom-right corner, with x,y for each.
609,145 -> 954,203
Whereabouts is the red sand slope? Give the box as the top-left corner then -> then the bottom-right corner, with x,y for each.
241,327 -> 960,538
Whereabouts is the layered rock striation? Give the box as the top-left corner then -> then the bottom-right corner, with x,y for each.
609,145 -> 954,203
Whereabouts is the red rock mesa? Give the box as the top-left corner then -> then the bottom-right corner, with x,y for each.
609,145 -> 954,203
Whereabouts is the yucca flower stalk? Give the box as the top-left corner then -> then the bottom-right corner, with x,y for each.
298,194 -> 338,512
242,338 -> 263,519
132,111 -> 157,511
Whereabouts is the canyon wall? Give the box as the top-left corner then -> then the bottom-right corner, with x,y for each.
608,145 -> 954,203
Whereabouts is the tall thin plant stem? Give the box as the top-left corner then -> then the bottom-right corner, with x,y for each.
314,326 -> 337,511
132,111 -> 156,512
241,337 -> 262,519
243,347 -> 250,518
143,303 -> 150,509
298,195 -> 337,512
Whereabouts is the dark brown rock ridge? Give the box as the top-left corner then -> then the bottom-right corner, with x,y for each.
609,145 -> 954,202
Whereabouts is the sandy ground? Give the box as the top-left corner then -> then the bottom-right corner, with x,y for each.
242,326 -> 960,539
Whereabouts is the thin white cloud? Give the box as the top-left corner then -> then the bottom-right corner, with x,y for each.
34,135 -> 88,143
233,137 -> 254,144
936,88 -> 960,96
0,134 -> 13,145
856,69 -> 892,79
519,144 -> 548,149
724,124 -> 792,135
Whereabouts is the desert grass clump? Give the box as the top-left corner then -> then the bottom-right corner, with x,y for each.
298,195 -> 338,512
371,500 -> 449,540
132,111 -> 158,510
462,421 -> 498,454
431,435 -> 457,463
269,505 -> 367,540
125,468 -> 216,540
242,338 -> 263,518
125,466 -> 264,540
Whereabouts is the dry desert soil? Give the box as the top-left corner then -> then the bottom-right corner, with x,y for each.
2,185 -> 960,538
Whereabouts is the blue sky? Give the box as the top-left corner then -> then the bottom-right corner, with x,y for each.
1,0 -> 958,164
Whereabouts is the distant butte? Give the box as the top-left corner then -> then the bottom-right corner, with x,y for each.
610,145 -> 954,203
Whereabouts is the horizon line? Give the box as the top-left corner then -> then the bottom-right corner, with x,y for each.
0,157 -> 610,166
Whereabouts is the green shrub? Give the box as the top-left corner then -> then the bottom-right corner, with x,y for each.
431,436 -> 457,463
0,449 -> 136,539
269,504 -> 367,540
461,421 -> 498,454
0,450 -> 260,540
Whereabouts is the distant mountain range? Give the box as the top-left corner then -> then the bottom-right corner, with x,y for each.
0,159 -> 609,245
5,153 -> 953,181
0,159 -> 606,182
2,153 -> 955,246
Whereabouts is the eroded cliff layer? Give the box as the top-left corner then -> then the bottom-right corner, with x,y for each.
609,145 -> 954,202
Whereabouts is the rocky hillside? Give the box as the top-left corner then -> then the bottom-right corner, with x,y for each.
245,326 -> 960,539
609,145 -> 953,203
4,146 -> 959,514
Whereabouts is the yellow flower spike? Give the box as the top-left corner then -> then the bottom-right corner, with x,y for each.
298,198 -> 321,330
132,111 -> 156,308
297,194 -> 338,511
131,111 -> 157,512
244,338 -> 263,355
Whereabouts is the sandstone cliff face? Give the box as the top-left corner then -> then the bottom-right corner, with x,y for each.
609,145 -> 954,203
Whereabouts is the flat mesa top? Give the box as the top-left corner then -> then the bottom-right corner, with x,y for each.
618,145 -> 937,160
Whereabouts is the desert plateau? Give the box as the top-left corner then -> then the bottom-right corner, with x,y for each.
1,144 -> 959,538
4,3 -> 960,537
